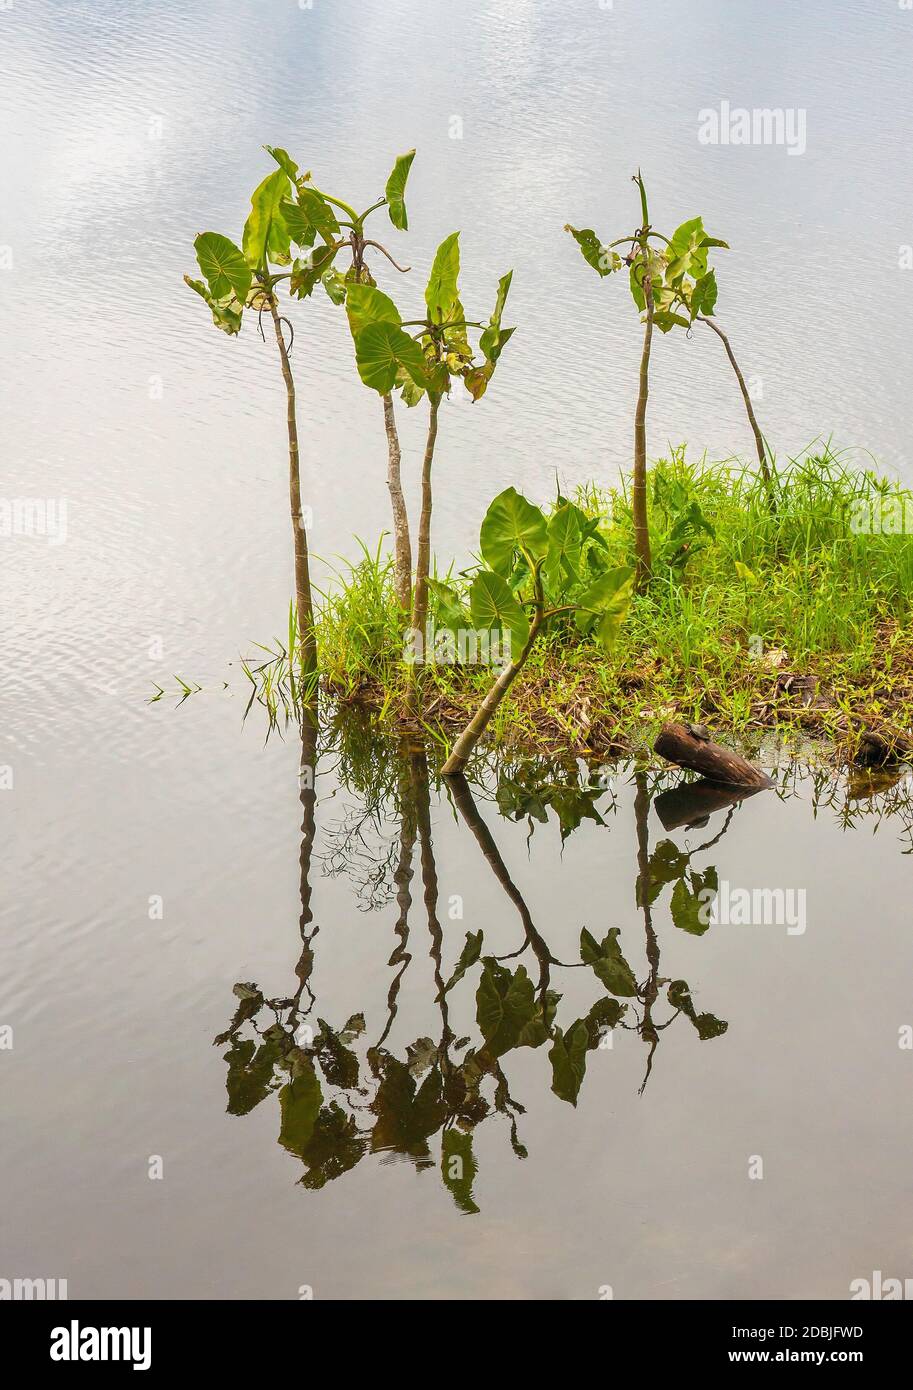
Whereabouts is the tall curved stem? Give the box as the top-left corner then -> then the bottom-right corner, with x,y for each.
268,297 -> 317,678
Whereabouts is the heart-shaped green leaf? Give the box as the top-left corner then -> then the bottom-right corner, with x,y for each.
426,231 -> 461,323
575,565 -> 634,652
545,501 -> 585,585
565,224 -> 618,277
184,275 -> 243,335
193,232 -> 252,304
264,145 -> 299,182
385,149 -> 416,231
280,198 -> 317,249
242,169 -> 291,270
345,283 -> 401,338
479,487 -> 548,575
479,270 -> 514,365
469,569 -> 530,659
354,320 -> 428,395
289,244 -> 339,299
297,186 -> 339,243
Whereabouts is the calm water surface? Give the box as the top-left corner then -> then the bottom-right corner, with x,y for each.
2,0 -> 913,1299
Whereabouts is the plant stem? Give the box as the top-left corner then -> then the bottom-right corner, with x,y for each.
409,395 -> 440,647
383,392 -> 412,612
633,267 -> 654,589
268,297 -> 317,677
442,579 -> 544,776
698,314 -> 776,504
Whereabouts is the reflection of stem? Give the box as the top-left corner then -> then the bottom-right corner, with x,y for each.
292,703 -> 320,1017
448,773 -> 552,995
375,761 -> 417,1048
692,804 -> 736,855
411,752 -> 450,1037
634,772 -> 660,1093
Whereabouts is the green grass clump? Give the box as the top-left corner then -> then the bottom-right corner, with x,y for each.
276,446 -> 913,762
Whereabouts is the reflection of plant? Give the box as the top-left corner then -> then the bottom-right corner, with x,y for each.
214,724 -> 732,1210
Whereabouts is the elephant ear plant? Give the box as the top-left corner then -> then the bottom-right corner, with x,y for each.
267,145 -> 419,613
186,161 -> 317,685
566,172 -> 774,577
347,231 -> 515,657
186,146 -> 420,694
441,488 -> 634,776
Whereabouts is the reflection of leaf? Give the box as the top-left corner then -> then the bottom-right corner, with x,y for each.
639,839 -> 689,906
338,1012 -> 365,1044
278,1059 -> 323,1157
583,996 -> 626,1045
298,1103 -> 367,1190
550,996 -> 626,1106
314,1018 -> 360,1089
580,928 -> 638,997
438,930 -> 483,998
405,1036 -> 438,1079
476,960 -> 540,1058
214,982 -> 264,1043
549,1019 -> 589,1106
496,776 -> 548,824
671,866 -> 718,936
547,787 -> 606,840
516,989 -> 560,1049
441,1129 -> 480,1214
223,1037 -> 280,1116
370,1057 -> 446,1164
667,980 -> 728,1040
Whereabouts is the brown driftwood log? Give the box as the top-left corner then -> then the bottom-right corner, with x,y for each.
654,722 -> 772,790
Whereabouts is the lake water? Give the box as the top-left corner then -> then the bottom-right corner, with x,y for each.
2,0 -> 912,1301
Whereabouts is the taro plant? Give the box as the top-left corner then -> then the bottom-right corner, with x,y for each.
441,488 -> 634,775
267,145 -> 419,613
186,157 -> 317,679
185,146 -> 420,689
346,232 -> 515,656
566,171 -> 775,569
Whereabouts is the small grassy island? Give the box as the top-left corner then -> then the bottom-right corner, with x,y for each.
180,153 -> 913,775
238,448 -> 913,773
